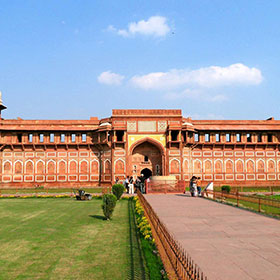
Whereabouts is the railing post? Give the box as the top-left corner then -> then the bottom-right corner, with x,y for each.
236,190 -> 239,207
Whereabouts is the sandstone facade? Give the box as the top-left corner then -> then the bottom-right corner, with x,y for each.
1,108 -> 280,187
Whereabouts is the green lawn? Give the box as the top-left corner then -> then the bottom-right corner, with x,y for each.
0,187 -> 103,195
0,198 -> 147,280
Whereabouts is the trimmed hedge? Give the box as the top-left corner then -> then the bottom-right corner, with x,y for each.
112,184 -> 125,200
221,185 -> 231,193
102,194 -> 117,220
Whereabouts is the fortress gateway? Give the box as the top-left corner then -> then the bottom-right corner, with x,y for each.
1,105 -> 280,188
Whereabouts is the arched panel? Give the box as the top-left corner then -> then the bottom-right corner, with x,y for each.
91,160 -> 99,174
214,160 -> 223,173
225,160 -> 234,173
236,160 -> 244,173
80,160 -> 88,174
104,160 -> 111,174
193,160 -> 202,174
25,160 -> 34,174
58,161 -> 66,174
47,161 -> 56,174
204,160 -> 212,174
257,160 -> 265,173
115,159 -> 125,174
3,161 -> 12,174
246,160 -> 254,173
36,161 -> 45,174
183,159 -> 189,173
267,160 -> 276,173
15,161 -> 23,174
69,161 -> 77,174
170,159 -> 180,174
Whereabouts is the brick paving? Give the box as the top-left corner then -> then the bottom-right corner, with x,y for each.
145,194 -> 280,280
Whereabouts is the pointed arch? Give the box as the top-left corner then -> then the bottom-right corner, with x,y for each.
257,159 -> 265,173
204,160 -> 212,174
183,159 -> 189,173
169,158 -> 180,174
36,160 -> 45,174
58,160 -> 67,174
214,159 -> 223,173
246,159 -> 255,173
104,159 -> 111,174
235,159 -> 244,173
14,160 -> 23,174
114,158 -> 125,174
225,159 -> 234,173
47,160 -> 56,174
267,159 -> 276,173
90,159 -> 99,174
69,160 -> 78,174
193,159 -> 202,174
3,160 -> 12,174
79,160 -> 89,174
129,137 -> 165,156
25,160 -> 34,174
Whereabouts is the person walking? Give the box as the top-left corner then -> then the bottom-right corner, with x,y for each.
189,176 -> 197,197
197,177 -> 202,196
129,176 -> 134,194
125,176 -> 129,193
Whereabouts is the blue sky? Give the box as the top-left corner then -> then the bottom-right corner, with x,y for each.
0,0 -> 279,120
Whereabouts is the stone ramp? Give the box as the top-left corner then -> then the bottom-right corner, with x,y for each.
145,194 -> 280,280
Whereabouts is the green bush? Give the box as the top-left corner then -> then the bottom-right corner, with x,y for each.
112,184 -> 125,200
102,194 -> 117,220
221,185 -> 231,193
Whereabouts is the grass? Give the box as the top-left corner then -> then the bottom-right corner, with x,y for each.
0,197 -> 147,279
0,187 -> 103,195
217,196 -> 280,217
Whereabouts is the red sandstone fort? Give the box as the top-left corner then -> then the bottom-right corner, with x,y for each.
0,97 -> 279,188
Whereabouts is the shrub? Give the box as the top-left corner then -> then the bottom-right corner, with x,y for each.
102,194 -> 117,220
221,185 -> 231,193
112,184 -> 125,200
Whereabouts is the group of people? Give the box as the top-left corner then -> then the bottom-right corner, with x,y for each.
188,176 -> 202,197
115,174 -> 148,194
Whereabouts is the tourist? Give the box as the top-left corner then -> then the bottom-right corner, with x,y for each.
134,177 -> 141,193
128,176 -> 134,194
197,177 -> 202,196
189,176 -> 197,197
115,177 -> 119,184
125,176 -> 129,193
139,174 -> 145,193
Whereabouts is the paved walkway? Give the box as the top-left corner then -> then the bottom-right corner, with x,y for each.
145,194 -> 280,280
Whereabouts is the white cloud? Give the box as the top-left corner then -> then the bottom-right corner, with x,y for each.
108,16 -> 170,38
130,63 -> 263,90
97,71 -> 124,86
164,89 -> 227,103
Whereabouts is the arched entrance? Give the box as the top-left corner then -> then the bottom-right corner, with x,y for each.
141,168 -> 152,179
130,140 -> 163,178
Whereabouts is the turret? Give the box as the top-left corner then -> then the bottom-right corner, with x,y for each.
0,91 -> 7,119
